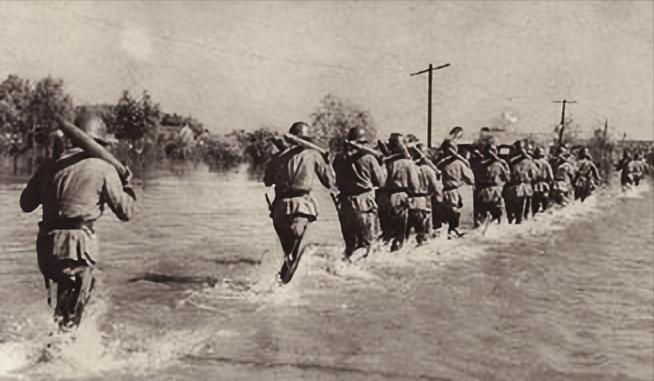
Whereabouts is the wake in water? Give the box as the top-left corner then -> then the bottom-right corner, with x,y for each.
184,182 -> 650,307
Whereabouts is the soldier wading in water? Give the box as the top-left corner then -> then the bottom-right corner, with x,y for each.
333,127 -> 386,260
264,122 -> 338,283
20,111 -> 135,331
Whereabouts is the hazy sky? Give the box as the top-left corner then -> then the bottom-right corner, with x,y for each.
1,1 -> 652,141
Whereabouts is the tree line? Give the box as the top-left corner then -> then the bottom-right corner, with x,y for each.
0,74 -> 375,177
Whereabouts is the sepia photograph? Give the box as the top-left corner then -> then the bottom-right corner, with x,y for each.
0,1 -> 652,380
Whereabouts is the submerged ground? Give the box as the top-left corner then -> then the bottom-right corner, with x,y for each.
0,171 -> 652,381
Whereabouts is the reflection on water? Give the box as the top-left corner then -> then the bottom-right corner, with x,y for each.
0,170 -> 652,381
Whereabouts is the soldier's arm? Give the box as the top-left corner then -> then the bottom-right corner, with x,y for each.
461,162 -> 475,186
102,167 -> 136,221
263,157 -> 277,187
545,162 -> 554,182
19,170 -> 42,213
406,162 -> 421,192
366,154 -> 387,188
426,168 -> 440,194
314,151 -> 338,193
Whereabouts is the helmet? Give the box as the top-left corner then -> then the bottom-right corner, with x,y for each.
484,144 -> 498,156
388,133 -> 409,157
288,121 -> 312,140
578,147 -> 592,160
75,109 -> 108,145
441,138 -> 457,153
271,135 -> 288,151
347,127 -> 369,143
533,146 -> 545,158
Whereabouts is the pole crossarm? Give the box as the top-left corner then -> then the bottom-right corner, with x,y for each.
410,63 -> 450,77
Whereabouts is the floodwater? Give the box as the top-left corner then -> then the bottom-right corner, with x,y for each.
0,169 -> 652,381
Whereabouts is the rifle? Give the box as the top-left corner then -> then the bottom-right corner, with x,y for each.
345,140 -> 383,159
283,133 -> 328,156
435,148 -> 470,168
408,144 -> 440,173
58,118 -> 128,179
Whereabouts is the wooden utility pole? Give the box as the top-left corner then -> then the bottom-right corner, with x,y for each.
552,99 -> 577,145
411,63 -> 450,148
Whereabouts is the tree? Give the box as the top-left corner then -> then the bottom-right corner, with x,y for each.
309,94 -> 376,154
114,90 -> 162,142
0,75 -> 33,141
27,76 -> 74,145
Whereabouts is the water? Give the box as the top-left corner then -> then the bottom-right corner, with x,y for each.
0,169 -> 652,381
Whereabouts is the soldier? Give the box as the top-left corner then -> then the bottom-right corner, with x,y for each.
616,149 -> 634,189
504,140 -> 538,224
20,111 -> 135,331
332,127 -> 386,260
406,142 -> 441,245
551,147 -> 576,205
573,147 -> 601,202
263,122 -> 337,284
474,143 -> 510,226
468,144 -> 485,228
531,146 -> 554,215
376,133 -> 420,251
630,151 -> 649,187
436,139 -> 474,239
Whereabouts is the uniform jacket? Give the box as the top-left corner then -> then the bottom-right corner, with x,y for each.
408,163 -> 441,211
477,158 -> 510,203
20,148 -> 135,265
264,145 -> 337,219
533,157 -> 554,193
333,148 -> 386,213
440,157 -> 474,208
505,155 -> 538,198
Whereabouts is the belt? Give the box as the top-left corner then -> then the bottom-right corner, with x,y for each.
277,189 -> 310,198
410,193 -> 431,197
443,185 -> 459,191
39,218 -> 93,232
340,188 -> 373,197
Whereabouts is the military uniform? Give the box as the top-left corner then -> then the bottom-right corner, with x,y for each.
505,154 -> 538,224
436,156 -> 474,236
333,146 -> 386,258
377,153 -> 421,251
474,154 -> 509,226
407,161 -> 440,244
264,134 -> 337,279
20,147 -> 135,329
532,153 -> 553,215
574,149 -> 600,201
551,156 -> 576,205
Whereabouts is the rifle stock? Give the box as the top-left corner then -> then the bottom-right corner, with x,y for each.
58,119 -> 128,178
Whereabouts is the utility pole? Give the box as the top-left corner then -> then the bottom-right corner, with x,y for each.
552,99 -> 577,145
411,63 -> 450,148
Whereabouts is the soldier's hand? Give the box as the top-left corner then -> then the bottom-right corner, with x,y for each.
120,165 -> 133,187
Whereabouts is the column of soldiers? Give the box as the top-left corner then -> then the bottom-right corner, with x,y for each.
18,114 -> 653,331
264,122 -> 649,284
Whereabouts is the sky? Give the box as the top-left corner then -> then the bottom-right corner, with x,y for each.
1,1 -> 652,141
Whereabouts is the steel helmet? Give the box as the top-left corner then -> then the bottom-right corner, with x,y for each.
388,133 -> 409,157
289,121 -> 312,140
347,127 -> 369,143
75,109 -> 109,145
484,143 -> 498,156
